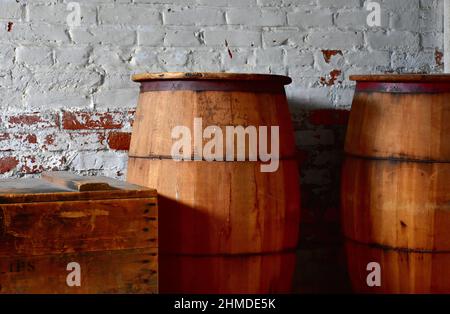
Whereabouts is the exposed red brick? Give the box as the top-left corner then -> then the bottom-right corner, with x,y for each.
0,133 -> 40,150
62,111 -> 124,130
108,132 -> 131,151
9,114 -> 43,125
98,133 -> 107,145
25,134 -> 37,144
20,155 -> 44,174
67,131 -> 108,150
0,157 -> 18,174
0,133 -> 10,141
55,113 -> 60,127
44,134 -> 55,145
321,50 -> 342,63
7,113 -> 58,128
128,110 -> 136,127
320,69 -> 342,86
309,109 -> 350,126
435,49 -> 443,67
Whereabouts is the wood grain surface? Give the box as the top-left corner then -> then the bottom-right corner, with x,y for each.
128,158 -> 300,255
132,72 -> 292,84
0,172 -> 158,294
159,252 -> 296,294
41,172 -> 118,192
0,198 -> 157,256
341,157 -> 450,251
128,75 -> 299,293
129,90 -> 296,160
345,241 -> 450,293
345,91 -> 450,161
0,173 -> 156,204
0,247 -> 157,294
342,80 -> 450,293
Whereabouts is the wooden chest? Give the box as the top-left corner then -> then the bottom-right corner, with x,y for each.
0,172 -> 158,294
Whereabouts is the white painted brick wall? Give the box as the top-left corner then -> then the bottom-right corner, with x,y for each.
0,0 -> 444,183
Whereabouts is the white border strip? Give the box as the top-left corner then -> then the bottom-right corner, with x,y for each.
445,0 -> 450,72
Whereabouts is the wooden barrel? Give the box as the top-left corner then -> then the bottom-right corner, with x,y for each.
159,252 -> 297,294
127,72 -> 301,293
341,74 -> 450,293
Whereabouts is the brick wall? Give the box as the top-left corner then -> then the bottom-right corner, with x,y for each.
0,0 -> 444,292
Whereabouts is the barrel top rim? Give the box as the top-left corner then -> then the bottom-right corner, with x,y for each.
132,72 -> 292,85
350,74 -> 450,82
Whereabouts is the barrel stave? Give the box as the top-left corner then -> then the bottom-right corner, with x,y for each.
342,157 -> 450,252
345,241 -> 450,293
129,90 -> 296,160
345,92 -> 450,161
128,158 -> 301,255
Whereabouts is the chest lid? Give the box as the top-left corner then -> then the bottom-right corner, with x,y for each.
0,172 -> 156,204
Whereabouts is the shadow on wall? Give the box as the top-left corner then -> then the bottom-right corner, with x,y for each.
289,103 -> 353,294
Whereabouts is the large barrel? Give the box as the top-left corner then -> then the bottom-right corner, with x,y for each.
127,72 -> 301,293
342,75 -> 450,293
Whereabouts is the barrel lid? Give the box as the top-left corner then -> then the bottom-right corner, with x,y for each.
132,72 -> 292,85
350,74 -> 450,82
0,172 -> 156,204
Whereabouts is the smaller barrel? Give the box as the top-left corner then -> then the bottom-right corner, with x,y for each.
342,74 -> 450,293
